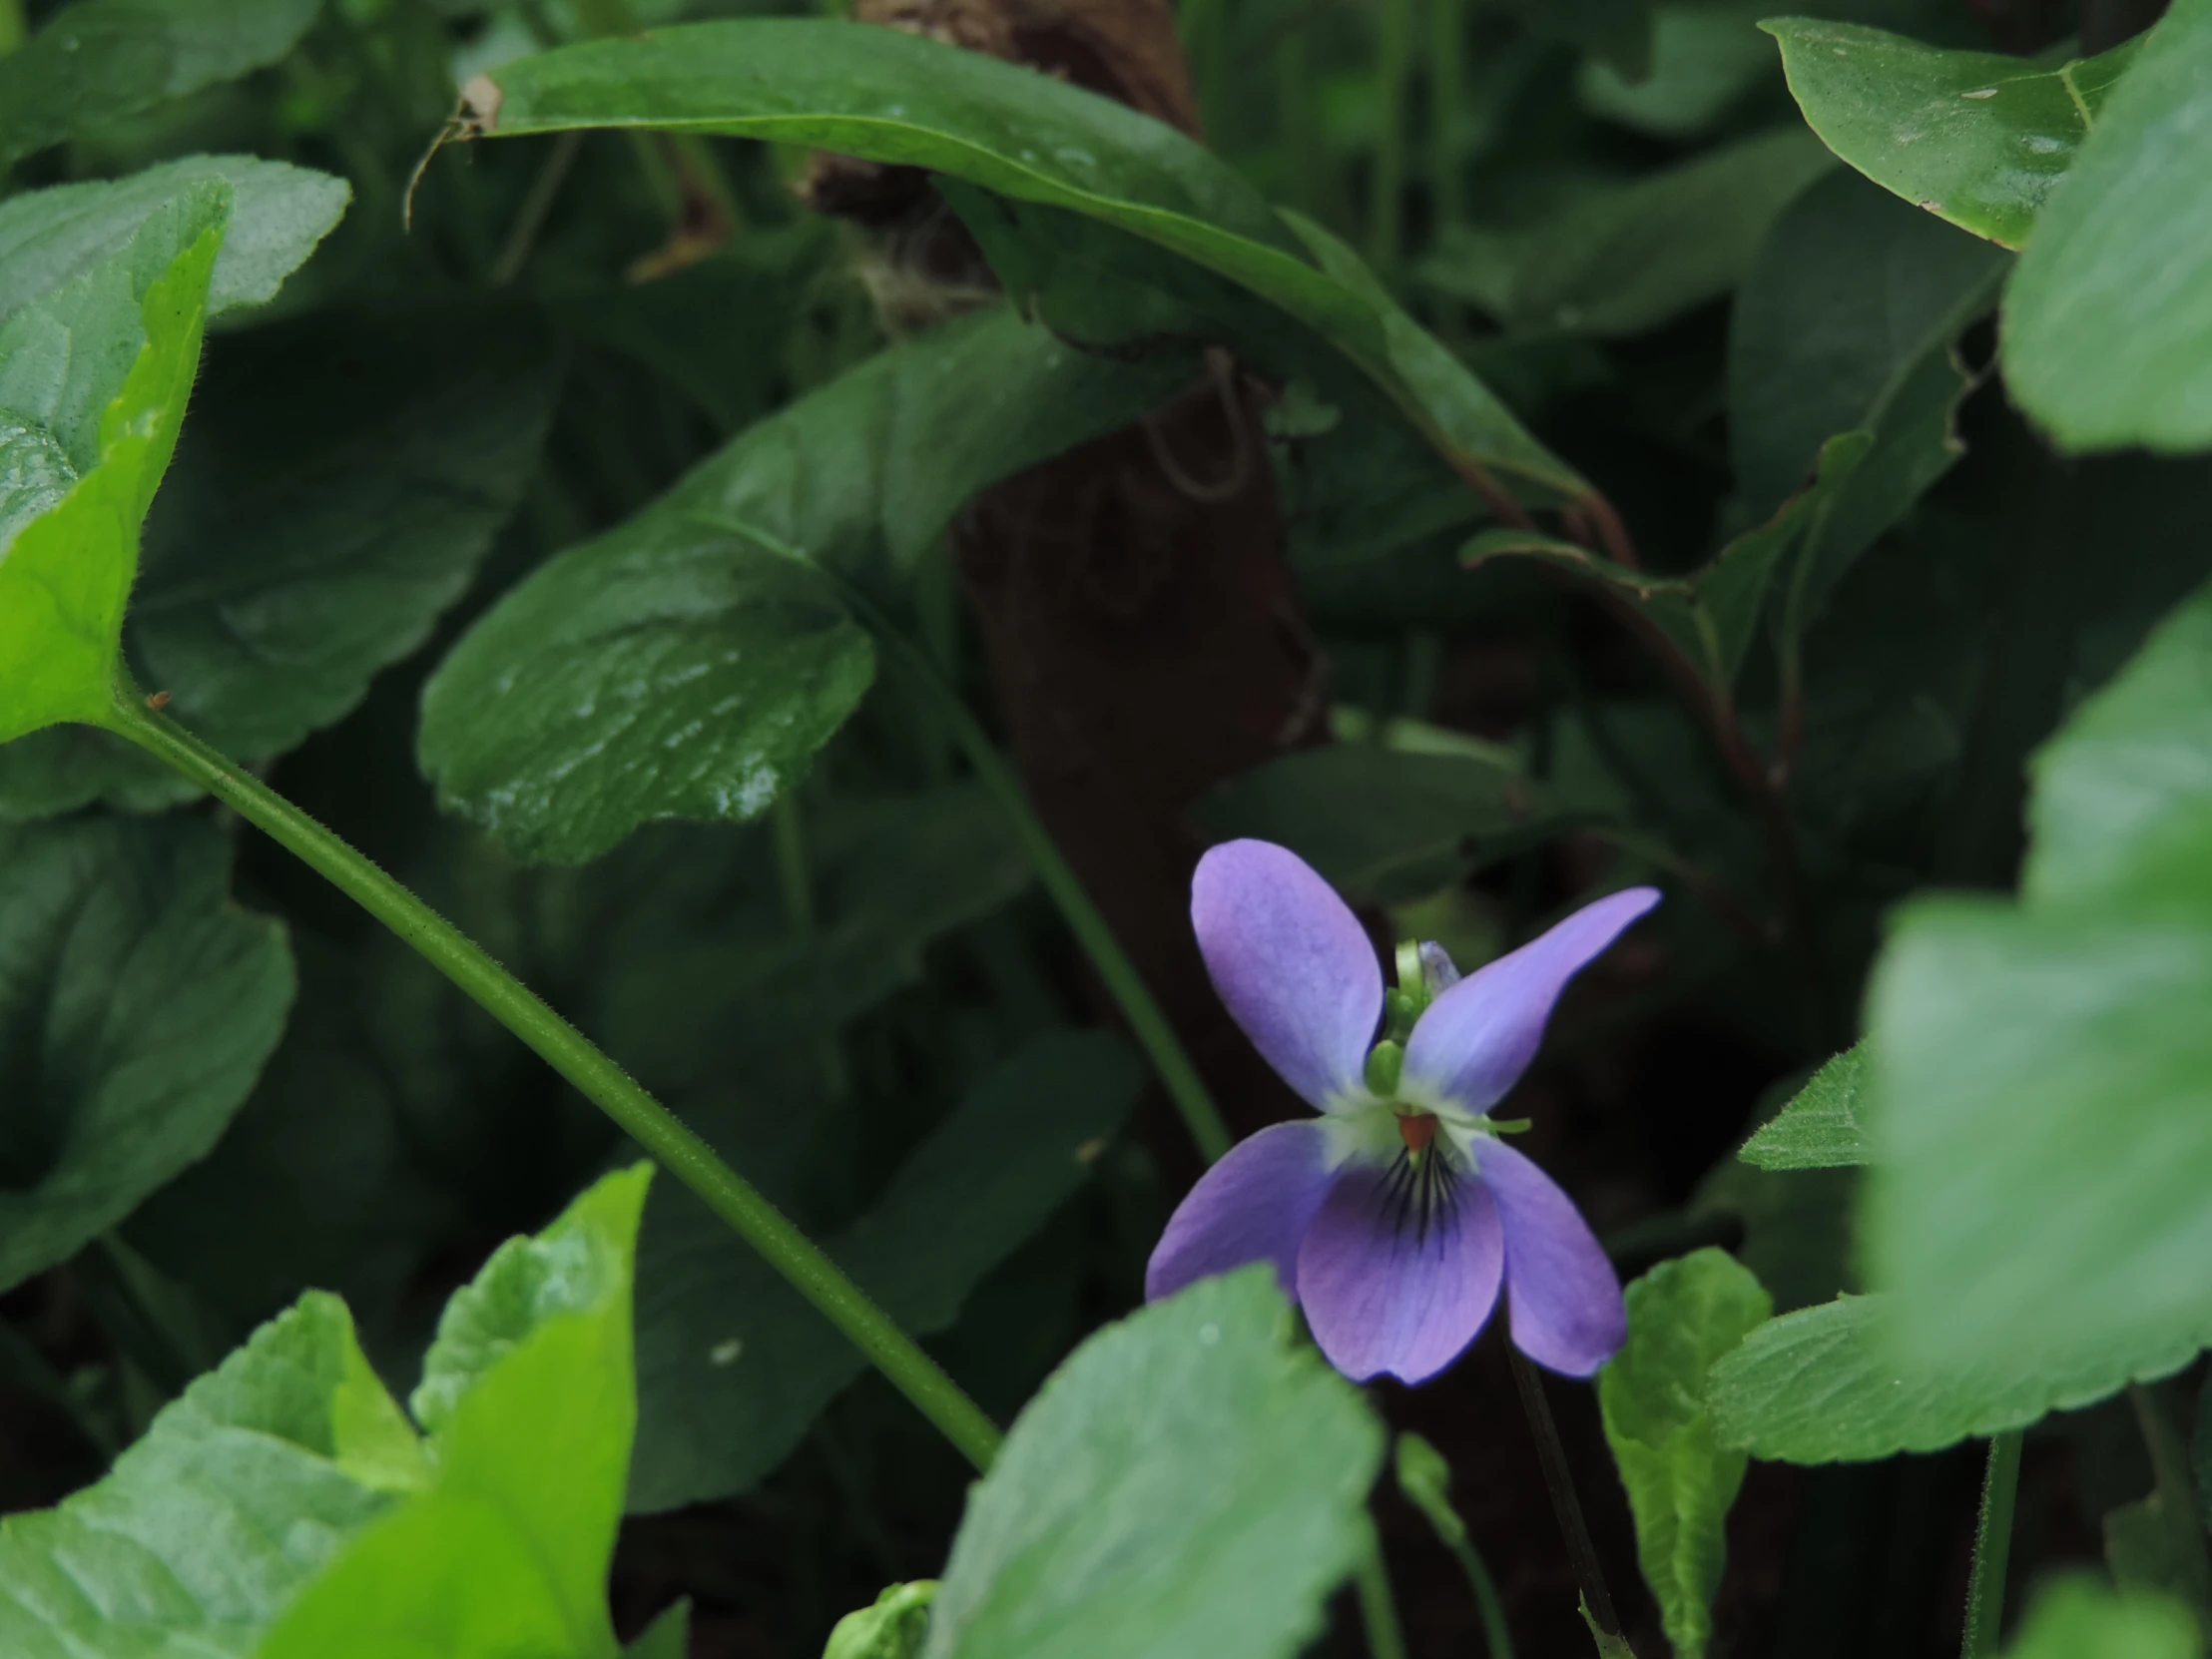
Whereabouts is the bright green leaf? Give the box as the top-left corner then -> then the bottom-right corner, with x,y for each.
1707,1293 -> 2200,1462
0,301 -> 560,819
1599,1249 -> 1771,1659
260,1165 -> 654,1659
2003,0 -> 2212,452
1998,1577 -> 2202,1659
0,183 -> 228,744
0,155 -> 346,325
1864,581 -> 2212,1400
921,1266 -> 1382,1659
1421,128 -> 1834,337
0,1292 -> 418,1657
0,814 -> 293,1294
0,0 -> 321,166
630,1030 -> 1139,1511
1739,1044 -> 1871,1170
463,17 -> 1587,504
419,303 -> 1181,865
1763,17 -> 2143,250
827,1584 -> 936,1659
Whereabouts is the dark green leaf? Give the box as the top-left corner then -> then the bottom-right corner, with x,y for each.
1193,736 -> 1576,904
1739,1043 -> 1870,1170
0,155 -> 346,325
262,1166 -> 653,1659
1421,129 -> 1833,337
629,1030 -> 1140,1511
0,815 -> 293,1294
628,1601 -> 692,1659
1581,2 -> 1782,139
1730,169 -> 2007,617
1763,17 -> 2143,250
1464,431 -> 1869,686
0,302 -> 560,818
921,1266 -> 1382,1659
0,1292 -> 423,1655
2003,0 -> 2212,452
0,184 -> 227,743
1708,1293 -> 2199,1462
1999,1578 -> 2201,1659
0,0 -> 321,167
1599,1249 -> 1771,1659
465,17 -> 1588,504
419,303 -> 1180,864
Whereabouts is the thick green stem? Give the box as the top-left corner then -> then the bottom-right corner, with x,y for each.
1355,1523 -> 1409,1659
832,581 -> 1236,1164
1962,1429 -> 2022,1658
101,687 -> 1004,1473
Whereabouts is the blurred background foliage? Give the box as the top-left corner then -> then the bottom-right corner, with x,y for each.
0,0 -> 2203,1654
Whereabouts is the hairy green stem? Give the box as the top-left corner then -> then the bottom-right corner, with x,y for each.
832,579 -> 1236,1164
1962,1429 -> 2022,1658
1355,1523 -> 1409,1659
101,687 -> 1004,1473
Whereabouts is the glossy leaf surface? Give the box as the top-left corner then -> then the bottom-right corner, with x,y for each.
1764,18 -> 2143,249
922,1267 -> 1382,1659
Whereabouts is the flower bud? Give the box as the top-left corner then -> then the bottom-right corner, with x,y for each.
1364,1039 -> 1404,1098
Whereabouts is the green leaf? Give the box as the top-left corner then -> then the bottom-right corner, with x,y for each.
419,303 -> 1179,864
1729,169 -> 2008,617
0,814 -> 293,1294
630,1030 -> 1140,1511
260,1165 -> 654,1659
0,183 -> 228,744
628,1602 -> 692,1659
1463,431 -> 1869,687
0,1292 -> 421,1656
0,302 -> 560,819
0,0 -> 321,167
463,17 -> 1588,505
1708,1293 -> 2203,1463
1193,737 -> 1579,905
1738,1043 -> 1870,1170
1598,1249 -> 1771,1659
0,155 -> 346,325
826,1584 -> 936,1659
1863,581 -> 2212,1402
1580,1 -> 1783,140
920,1266 -> 1382,1659
1420,128 -> 1834,337
1997,1577 -> 2201,1659
1762,17 -> 2144,250
2002,0 -> 2212,452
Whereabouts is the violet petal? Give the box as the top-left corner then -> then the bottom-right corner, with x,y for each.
1297,1155 -> 1504,1383
1479,1140 -> 1627,1377
1145,1120 -> 1337,1305
1193,839 -> 1382,1111
1400,887 -> 1659,1113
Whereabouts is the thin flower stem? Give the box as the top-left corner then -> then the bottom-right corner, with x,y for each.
1355,1522 -> 1409,1659
2126,1384 -> 2212,1610
832,579 -> 1237,1165
1506,1344 -> 1625,1649
1961,1429 -> 2022,1658
1369,0 -> 1415,271
100,685 -> 1005,1474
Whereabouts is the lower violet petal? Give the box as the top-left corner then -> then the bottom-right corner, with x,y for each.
1296,1153 -> 1504,1384
1479,1140 -> 1627,1377
1145,1120 -> 1336,1305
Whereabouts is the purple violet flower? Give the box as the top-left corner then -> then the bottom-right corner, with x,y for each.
1146,839 -> 1659,1384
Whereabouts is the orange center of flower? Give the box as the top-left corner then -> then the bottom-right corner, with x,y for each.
1395,1112 -> 1437,1154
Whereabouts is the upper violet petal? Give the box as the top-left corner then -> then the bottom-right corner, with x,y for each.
1146,1119 -> 1337,1305
1296,1156 -> 1504,1384
1479,1140 -> 1626,1377
1400,887 -> 1659,1113
1193,839 -> 1382,1112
